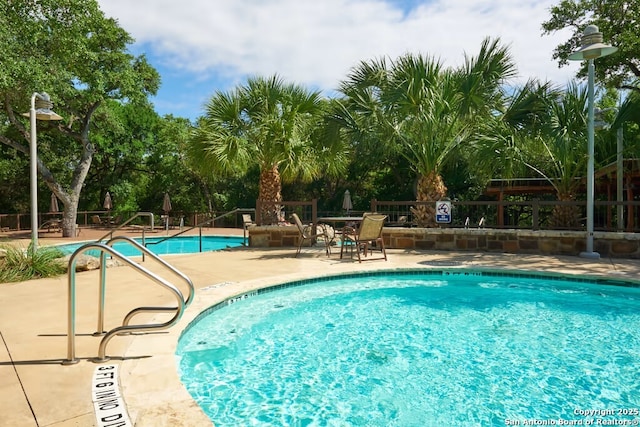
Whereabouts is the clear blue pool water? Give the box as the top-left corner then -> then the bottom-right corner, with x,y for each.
58,235 -> 244,256
176,270 -> 640,426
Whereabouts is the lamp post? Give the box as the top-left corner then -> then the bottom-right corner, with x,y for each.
23,92 -> 62,251
568,25 -> 617,259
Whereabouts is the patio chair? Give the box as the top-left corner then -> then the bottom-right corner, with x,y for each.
91,215 -> 103,227
242,214 -> 254,227
242,214 -> 254,245
40,219 -> 61,233
340,214 -> 387,262
109,215 -> 121,226
292,213 -> 331,257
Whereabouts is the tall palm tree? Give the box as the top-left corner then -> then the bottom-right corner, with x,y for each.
510,83 -> 589,228
613,83 -> 640,124
471,79 -> 556,186
337,38 -> 516,226
476,82 -> 589,228
190,75 -> 346,224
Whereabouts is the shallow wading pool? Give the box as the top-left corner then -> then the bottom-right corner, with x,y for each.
176,270 -> 640,426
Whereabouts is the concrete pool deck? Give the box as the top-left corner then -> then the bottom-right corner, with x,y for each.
2,227 -> 640,426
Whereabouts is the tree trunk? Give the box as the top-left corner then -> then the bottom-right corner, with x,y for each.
550,192 -> 580,229
258,164 -> 282,225
45,138 -> 93,237
410,171 -> 448,227
2,100 -> 98,239
60,199 -> 79,237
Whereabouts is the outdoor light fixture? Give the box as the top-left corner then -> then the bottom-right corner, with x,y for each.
568,25 -> 617,259
23,92 -> 63,251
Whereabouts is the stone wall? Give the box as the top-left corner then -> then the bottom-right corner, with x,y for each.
248,225 -> 640,259
246,225 -> 301,248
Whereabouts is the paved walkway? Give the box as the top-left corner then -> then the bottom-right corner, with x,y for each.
2,227 -> 640,426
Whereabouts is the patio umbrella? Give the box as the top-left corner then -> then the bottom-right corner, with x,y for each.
342,190 -> 353,215
49,193 -> 59,213
102,191 -> 113,227
163,193 -> 172,233
103,192 -> 113,211
162,192 -> 172,214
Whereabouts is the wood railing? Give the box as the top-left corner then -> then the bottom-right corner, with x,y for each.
2,198 -> 640,234
368,199 -> 640,232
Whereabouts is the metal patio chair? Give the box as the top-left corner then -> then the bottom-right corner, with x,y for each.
340,214 -> 387,262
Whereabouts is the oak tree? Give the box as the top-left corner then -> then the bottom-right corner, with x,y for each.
0,0 -> 159,237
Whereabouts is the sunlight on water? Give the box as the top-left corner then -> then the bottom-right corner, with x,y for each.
177,272 -> 640,426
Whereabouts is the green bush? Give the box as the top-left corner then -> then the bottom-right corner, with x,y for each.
0,244 -> 67,283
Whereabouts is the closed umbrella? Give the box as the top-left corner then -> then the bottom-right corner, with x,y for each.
102,191 -> 113,225
162,193 -> 172,233
162,192 -> 172,214
342,190 -> 353,215
103,192 -> 113,210
49,193 -> 59,213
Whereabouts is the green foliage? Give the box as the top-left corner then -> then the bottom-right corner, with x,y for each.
2,1 -> 639,220
609,89 -> 640,168
0,147 -> 29,213
542,0 -> 640,90
0,244 -> 66,283
474,80 -> 591,198
535,83 -> 590,195
82,101 -> 161,212
0,0 -> 160,237
108,181 -> 139,215
335,38 -> 517,196
190,74 -> 349,205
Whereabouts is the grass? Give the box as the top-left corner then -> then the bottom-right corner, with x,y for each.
0,244 -> 67,283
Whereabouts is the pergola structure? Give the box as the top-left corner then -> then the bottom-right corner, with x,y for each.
483,159 -> 640,231
595,159 -> 640,230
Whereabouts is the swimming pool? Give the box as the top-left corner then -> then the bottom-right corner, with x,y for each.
58,235 -> 245,256
176,270 -> 640,426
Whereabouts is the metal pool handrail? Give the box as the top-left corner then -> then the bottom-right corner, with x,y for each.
63,237 -> 193,365
96,211 -> 155,242
106,236 -> 195,306
146,208 -> 255,252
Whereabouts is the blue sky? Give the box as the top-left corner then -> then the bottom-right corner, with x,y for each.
97,0 -> 580,122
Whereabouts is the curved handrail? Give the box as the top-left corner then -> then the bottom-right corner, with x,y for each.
96,211 -> 155,242
105,236 -> 195,307
63,242 -> 186,365
146,208 -> 255,251
90,236 -> 195,336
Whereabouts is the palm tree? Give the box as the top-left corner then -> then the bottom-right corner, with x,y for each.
537,83 -> 591,227
476,82 -> 590,228
471,79 -> 556,186
190,75 -> 346,224
337,38 -> 517,226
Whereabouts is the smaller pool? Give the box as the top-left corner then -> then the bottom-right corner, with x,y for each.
57,235 -> 245,257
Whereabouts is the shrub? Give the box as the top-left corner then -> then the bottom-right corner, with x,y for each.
0,244 -> 66,283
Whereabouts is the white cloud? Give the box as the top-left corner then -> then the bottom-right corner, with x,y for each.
98,0 -> 583,115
